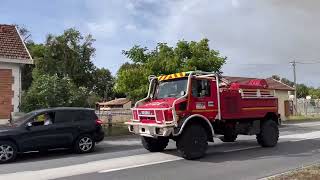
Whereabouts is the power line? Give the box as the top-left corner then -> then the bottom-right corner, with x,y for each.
226,61 -> 320,66
288,59 -> 320,115
295,61 -> 320,64
225,63 -> 289,66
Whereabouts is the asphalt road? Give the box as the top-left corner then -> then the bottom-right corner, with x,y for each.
2,121 -> 320,180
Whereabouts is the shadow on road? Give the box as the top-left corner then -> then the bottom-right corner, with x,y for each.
162,138 -> 320,164
5,134 -> 320,167
9,141 -> 143,164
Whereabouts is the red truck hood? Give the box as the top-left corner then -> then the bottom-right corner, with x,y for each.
137,98 -> 177,109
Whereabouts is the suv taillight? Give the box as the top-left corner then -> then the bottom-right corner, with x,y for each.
96,119 -> 103,125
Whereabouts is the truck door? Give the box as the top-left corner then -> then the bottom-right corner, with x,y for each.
189,78 -> 218,120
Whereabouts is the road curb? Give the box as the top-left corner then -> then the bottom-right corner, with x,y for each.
282,119 -> 320,124
259,161 -> 320,180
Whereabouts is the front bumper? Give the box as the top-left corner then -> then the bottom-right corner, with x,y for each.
125,121 -> 174,137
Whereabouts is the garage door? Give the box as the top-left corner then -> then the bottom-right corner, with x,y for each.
0,69 -> 13,119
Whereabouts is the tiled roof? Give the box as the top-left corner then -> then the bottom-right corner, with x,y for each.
265,77 -> 295,91
223,76 -> 295,91
0,24 -> 32,61
98,98 -> 131,106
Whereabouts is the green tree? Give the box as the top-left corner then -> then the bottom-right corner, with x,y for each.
21,42 -> 48,90
20,27 -> 114,102
271,75 -> 280,81
115,63 -> 150,101
116,39 -> 226,100
281,78 -> 294,87
296,84 -> 309,98
93,68 -> 114,100
309,87 -> 320,99
34,29 -> 96,89
87,93 -> 101,108
21,74 -> 89,112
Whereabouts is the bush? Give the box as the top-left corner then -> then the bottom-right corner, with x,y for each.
21,74 -> 90,112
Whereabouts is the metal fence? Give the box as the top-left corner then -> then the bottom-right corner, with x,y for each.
96,108 -> 132,124
296,99 -> 320,115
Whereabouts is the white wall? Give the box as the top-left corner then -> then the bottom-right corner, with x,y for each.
274,90 -> 290,121
123,101 -> 132,109
0,61 -> 21,112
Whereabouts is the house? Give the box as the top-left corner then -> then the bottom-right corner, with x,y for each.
223,76 -> 295,121
0,24 -> 33,122
97,98 -> 132,110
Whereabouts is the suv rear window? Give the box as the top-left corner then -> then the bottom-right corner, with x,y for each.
74,110 -> 97,122
55,111 -> 74,123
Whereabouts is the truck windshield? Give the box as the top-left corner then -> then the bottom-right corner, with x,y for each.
154,78 -> 188,99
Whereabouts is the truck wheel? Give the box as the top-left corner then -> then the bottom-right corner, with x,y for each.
220,134 -> 238,142
141,136 -> 169,152
256,120 -> 279,147
176,124 -> 208,160
220,127 -> 237,142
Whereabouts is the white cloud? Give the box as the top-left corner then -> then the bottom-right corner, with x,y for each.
150,0 -> 320,86
231,0 -> 240,8
125,24 -> 137,31
125,1 -> 137,14
78,0 -> 320,86
86,21 -> 117,38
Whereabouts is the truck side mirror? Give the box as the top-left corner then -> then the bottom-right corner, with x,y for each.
180,91 -> 186,96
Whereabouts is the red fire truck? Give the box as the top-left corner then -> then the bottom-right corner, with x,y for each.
125,71 -> 280,159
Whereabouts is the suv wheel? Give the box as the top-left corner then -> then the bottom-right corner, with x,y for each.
74,135 -> 95,153
141,136 -> 169,152
256,120 -> 279,147
0,141 -> 17,163
176,124 -> 208,160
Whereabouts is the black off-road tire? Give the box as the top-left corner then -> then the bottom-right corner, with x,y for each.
220,134 -> 238,142
176,124 -> 208,160
220,127 -> 238,142
141,136 -> 169,152
0,141 -> 18,164
256,120 -> 279,147
74,134 -> 96,154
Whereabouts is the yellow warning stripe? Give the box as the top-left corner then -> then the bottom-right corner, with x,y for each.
242,107 -> 277,111
158,72 -> 187,81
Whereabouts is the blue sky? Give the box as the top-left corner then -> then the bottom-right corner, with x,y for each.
2,0 -> 320,87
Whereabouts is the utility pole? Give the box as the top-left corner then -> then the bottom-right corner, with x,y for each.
290,60 -> 297,115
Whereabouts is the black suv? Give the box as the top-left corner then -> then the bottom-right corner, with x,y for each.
0,107 -> 104,163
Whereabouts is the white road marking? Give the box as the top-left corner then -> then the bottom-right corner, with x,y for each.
98,158 -> 182,173
0,153 -> 182,180
101,140 -> 141,146
285,121 -> 320,127
2,129 -> 320,180
281,131 -> 320,141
